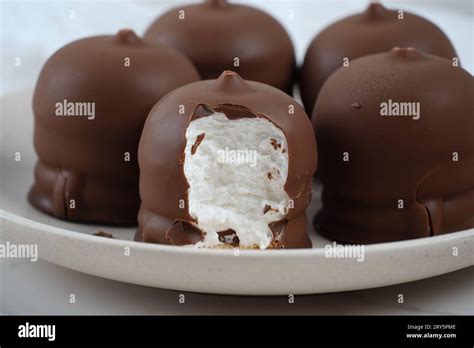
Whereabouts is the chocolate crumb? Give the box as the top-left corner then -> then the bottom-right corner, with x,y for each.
191,133 -> 205,155
217,229 -> 239,246
267,172 -> 273,180
351,102 -> 362,108
263,204 -> 272,214
94,230 -> 113,238
269,138 -> 281,150
263,204 -> 278,215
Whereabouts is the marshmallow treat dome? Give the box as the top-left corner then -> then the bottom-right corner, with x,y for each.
136,71 -> 317,249
300,2 -> 457,115
29,29 -> 200,224
144,0 -> 296,95
313,48 -> 473,244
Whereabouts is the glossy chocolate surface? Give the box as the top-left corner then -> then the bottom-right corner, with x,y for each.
144,0 -> 296,94
313,48 -> 473,243
30,29 -> 200,224
136,71 -> 317,248
300,3 -> 457,115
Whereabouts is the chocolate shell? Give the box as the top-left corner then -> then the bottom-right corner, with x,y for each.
136,71 -> 317,249
29,29 -> 200,224
313,48 -> 473,244
300,3 -> 457,115
144,0 -> 295,95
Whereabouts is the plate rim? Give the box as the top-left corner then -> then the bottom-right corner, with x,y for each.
2,207 -> 473,258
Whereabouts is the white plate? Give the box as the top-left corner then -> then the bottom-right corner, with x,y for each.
1,90 -> 473,295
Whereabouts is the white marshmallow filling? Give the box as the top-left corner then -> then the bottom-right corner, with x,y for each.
183,111 -> 290,249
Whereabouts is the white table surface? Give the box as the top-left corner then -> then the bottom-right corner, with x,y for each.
1,0 -> 473,315
1,257 -> 472,315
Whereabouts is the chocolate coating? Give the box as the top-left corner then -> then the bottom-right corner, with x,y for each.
144,0 -> 295,95
136,71 -> 317,248
300,3 -> 457,115
313,48 -> 473,244
29,29 -> 200,224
